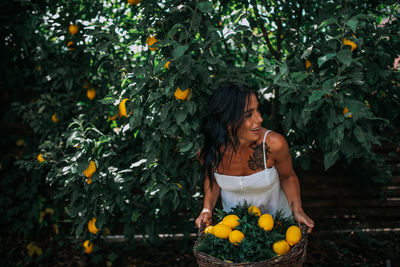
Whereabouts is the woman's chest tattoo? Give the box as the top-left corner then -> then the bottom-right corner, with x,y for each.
248,143 -> 270,170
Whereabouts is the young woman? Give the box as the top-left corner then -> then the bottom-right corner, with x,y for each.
195,83 -> 314,233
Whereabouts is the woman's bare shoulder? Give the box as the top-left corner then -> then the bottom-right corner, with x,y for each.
259,129 -> 287,152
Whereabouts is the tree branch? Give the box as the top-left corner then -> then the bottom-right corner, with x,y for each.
251,0 -> 280,60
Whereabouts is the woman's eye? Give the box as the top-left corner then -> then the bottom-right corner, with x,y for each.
245,113 -> 252,118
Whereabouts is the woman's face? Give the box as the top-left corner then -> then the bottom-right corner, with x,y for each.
235,93 -> 263,144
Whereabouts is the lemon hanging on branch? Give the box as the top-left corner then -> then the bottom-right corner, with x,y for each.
83,240 -> 93,254
37,153 -> 45,163
146,35 -> 158,51
88,217 -> 99,234
87,88 -> 96,100
119,98 -> 130,117
51,113 -> 60,123
69,24 -> 78,35
174,87 -> 191,100
83,160 -> 96,178
127,0 -> 141,5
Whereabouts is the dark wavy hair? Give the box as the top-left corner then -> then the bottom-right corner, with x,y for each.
199,82 -> 256,188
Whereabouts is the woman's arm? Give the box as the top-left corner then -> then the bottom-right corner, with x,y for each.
270,133 -> 314,233
195,175 -> 221,228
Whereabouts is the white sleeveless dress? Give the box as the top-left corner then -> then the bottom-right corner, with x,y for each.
214,130 -> 292,218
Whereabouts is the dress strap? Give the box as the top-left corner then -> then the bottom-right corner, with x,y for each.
263,130 -> 271,170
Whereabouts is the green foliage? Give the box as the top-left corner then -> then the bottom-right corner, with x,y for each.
195,203 -> 296,263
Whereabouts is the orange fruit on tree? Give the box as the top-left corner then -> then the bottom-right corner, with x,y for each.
272,240 -> 290,256
87,88 -> 96,100
286,225 -> 301,246
119,98 -> 129,117
88,217 -> 99,234
67,41 -> 75,51
51,113 -> 59,123
343,37 -> 357,52
146,35 -> 158,51
229,230 -> 245,245
258,213 -> 274,231
83,240 -> 93,254
306,60 -> 311,69
213,223 -> 232,239
83,160 -> 96,178
37,153 -> 45,163
222,214 -> 240,229
174,87 -> 191,100
127,0 -> 141,5
69,24 -> 78,35
248,205 -> 261,217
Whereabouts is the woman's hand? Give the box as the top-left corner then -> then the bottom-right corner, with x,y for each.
195,211 -> 212,228
293,209 -> 314,234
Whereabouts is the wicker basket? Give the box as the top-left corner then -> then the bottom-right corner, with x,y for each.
193,224 -> 308,267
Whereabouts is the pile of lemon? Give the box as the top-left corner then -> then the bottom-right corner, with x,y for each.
198,205 -> 302,262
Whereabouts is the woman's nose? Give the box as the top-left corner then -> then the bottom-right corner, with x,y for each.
256,111 -> 263,123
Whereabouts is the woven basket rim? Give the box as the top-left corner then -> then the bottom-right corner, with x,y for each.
193,223 -> 308,266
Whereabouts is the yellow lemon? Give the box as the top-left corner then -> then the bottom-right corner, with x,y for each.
16,139 -> 24,147
82,81 -> 91,89
229,230 -> 245,246
88,217 -> 99,234
174,87 -> 191,100
222,214 -> 240,229
83,240 -> 93,254
119,98 -> 129,117
37,153 -> 45,163
343,37 -> 357,52
51,113 -> 59,123
213,224 -> 232,239
204,225 -> 214,236
66,40 -> 75,51
258,214 -> 274,231
272,240 -> 290,256
248,205 -> 261,217
146,36 -> 158,51
87,88 -> 96,100
286,225 -> 302,246
164,61 -> 171,70
127,0 -> 141,4
69,24 -> 78,35
83,160 -> 96,178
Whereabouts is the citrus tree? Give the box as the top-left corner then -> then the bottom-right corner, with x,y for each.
3,0 -> 399,260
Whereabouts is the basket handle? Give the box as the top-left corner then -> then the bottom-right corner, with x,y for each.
198,222 -> 206,236
299,223 -> 309,237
